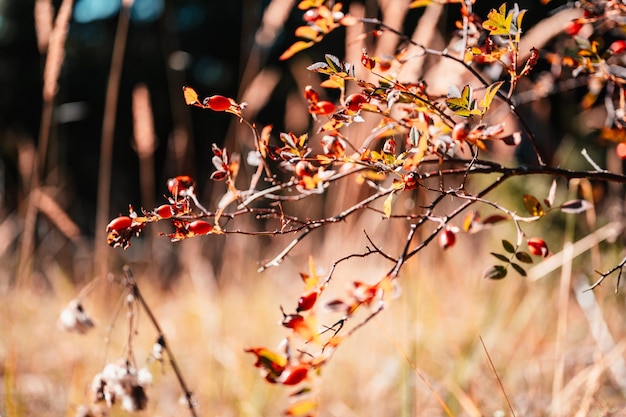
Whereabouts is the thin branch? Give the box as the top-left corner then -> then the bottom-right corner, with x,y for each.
587,254 -> 626,293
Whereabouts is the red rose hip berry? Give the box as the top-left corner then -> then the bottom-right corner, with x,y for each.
204,95 -> 231,111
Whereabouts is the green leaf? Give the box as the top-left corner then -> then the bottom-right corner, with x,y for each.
502,239 -> 515,253
510,262 -> 527,277
484,265 -> 508,280
490,252 -> 510,263
515,251 -> 533,264
480,81 -> 504,114
523,194 -> 545,217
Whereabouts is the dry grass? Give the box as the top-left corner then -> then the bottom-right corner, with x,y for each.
2,220 -> 626,416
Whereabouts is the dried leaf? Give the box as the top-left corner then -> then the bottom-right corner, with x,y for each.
522,194 -> 545,217
482,214 -> 508,225
545,179 -> 557,208
560,199 -> 592,214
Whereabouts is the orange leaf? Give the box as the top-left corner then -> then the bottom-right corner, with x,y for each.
182,86 -> 204,108
280,40 -> 316,61
298,0 -> 323,9
295,26 -> 322,41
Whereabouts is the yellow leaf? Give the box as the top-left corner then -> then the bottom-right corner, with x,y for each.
295,25 -> 322,41
280,40 -> 316,61
383,192 -> 394,218
297,0 -> 323,9
480,81 -> 504,114
409,0 -> 432,7
286,399 -> 318,416
522,194 -> 545,217
482,4 -> 513,36
320,76 -> 344,89
182,86 -> 204,107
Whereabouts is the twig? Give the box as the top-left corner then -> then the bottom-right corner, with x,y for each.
587,254 -> 626,292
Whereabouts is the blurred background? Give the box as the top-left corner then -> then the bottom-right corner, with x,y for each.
0,0 -> 569,285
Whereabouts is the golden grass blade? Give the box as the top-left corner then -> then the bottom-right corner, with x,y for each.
94,1 -> 134,278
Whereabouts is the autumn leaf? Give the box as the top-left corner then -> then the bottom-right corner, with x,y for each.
479,81 -> 504,114
286,399 -> 318,416
482,4 -> 513,36
245,347 -> 287,382
280,40 -> 316,61
383,192 -> 395,218
523,194 -> 545,217
560,199 -> 593,214
182,86 -> 205,108
446,84 -> 481,117
298,0 -> 324,9
409,0 -> 432,8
